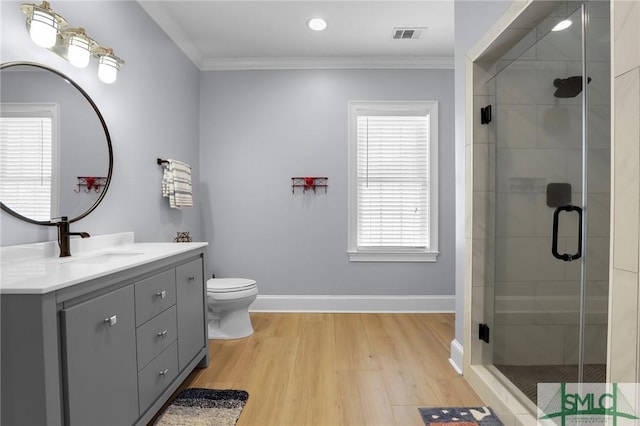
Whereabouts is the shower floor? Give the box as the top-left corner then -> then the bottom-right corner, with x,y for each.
495,364 -> 606,404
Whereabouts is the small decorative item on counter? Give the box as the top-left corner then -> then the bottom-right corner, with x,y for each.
174,231 -> 193,243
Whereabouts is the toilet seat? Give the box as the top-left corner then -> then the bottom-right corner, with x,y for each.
207,278 -> 256,293
206,277 -> 258,339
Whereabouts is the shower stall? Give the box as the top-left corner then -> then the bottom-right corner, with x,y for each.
467,0 -> 611,414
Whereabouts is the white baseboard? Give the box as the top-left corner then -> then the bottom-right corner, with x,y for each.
249,294 -> 454,313
449,339 -> 464,374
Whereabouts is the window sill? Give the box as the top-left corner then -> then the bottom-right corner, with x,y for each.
348,250 -> 439,263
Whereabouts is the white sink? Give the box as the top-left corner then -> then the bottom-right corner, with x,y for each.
60,251 -> 144,265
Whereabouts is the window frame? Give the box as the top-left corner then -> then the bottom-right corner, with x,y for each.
347,100 -> 439,262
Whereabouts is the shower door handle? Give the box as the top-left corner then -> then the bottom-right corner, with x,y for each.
552,205 -> 582,261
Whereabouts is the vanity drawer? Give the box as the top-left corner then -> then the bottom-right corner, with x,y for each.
135,269 -> 176,326
138,341 -> 178,413
136,305 -> 177,370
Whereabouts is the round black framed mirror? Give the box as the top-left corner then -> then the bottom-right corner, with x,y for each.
0,61 -> 113,225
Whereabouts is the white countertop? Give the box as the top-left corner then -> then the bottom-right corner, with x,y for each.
0,233 -> 208,294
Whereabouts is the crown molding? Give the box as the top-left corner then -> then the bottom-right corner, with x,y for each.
199,56 -> 454,71
139,1 -> 455,72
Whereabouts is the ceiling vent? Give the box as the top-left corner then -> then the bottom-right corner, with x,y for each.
392,27 -> 426,40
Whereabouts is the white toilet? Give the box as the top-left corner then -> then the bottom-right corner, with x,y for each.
206,278 -> 258,339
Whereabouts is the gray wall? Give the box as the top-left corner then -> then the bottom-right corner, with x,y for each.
0,1 -> 202,246
454,1 -> 511,345
1,1 -> 471,305
199,69 -> 455,296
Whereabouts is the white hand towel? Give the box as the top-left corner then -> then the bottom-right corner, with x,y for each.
161,159 -> 193,208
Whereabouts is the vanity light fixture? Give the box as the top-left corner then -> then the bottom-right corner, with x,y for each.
95,47 -> 124,84
307,17 -> 328,32
66,28 -> 92,68
20,1 -> 67,48
20,1 -> 125,83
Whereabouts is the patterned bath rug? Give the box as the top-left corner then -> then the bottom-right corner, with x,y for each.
154,388 -> 248,426
418,407 -> 503,426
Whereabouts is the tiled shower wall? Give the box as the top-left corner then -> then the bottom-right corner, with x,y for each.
463,1 -> 640,423
610,0 -> 640,383
480,4 -> 611,367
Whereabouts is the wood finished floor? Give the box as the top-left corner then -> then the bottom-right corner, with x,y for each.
181,313 -> 482,426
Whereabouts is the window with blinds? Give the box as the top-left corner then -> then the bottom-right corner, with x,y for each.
0,104 -> 58,222
348,101 -> 439,262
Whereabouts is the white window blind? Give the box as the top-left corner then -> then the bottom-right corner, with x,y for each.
357,115 -> 429,248
0,105 -> 57,222
348,101 -> 439,262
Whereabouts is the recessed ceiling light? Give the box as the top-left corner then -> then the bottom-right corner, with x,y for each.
551,19 -> 572,32
307,17 -> 327,32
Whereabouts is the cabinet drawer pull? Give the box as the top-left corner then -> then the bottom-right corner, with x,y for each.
188,276 -> 196,282
157,330 -> 168,338
155,290 -> 166,299
104,315 -> 117,326
159,369 -> 169,376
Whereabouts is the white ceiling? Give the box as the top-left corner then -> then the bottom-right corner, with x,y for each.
138,1 -> 455,70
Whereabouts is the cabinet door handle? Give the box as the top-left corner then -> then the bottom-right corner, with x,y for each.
157,330 -> 168,338
155,290 -> 166,299
159,369 -> 169,376
188,276 -> 196,282
104,315 -> 117,326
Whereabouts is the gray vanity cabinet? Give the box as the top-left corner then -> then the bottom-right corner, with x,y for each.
176,258 -> 206,371
0,248 -> 209,426
61,285 -> 139,426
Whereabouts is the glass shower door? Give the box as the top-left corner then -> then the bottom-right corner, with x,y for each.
489,2 -> 610,404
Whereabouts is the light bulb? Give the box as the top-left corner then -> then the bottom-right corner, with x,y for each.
307,18 -> 327,31
29,8 -> 58,48
98,55 -> 119,84
67,33 -> 91,68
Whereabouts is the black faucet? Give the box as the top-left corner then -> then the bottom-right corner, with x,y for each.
52,216 -> 90,257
